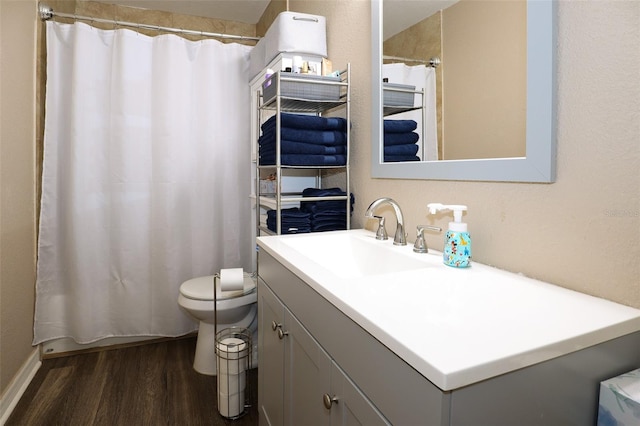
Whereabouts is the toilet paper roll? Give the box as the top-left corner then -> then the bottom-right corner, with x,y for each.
217,338 -> 248,374
218,370 -> 247,394
219,268 -> 244,291
218,390 -> 245,418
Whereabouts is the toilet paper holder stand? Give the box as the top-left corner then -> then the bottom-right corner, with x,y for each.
213,272 -> 253,419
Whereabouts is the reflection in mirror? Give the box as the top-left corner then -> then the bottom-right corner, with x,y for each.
382,1 -> 452,162
371,0 -> 557,182
382,0 -> 526,162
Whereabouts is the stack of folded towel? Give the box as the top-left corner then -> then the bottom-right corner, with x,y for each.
383,119 -> 420,162
259,113 -> 348,166
300,187 -> 355,232
266,208 -> 311,234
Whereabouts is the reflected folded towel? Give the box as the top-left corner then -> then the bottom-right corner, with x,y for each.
260,128 -> 347,146
259,154 -> 347,166
384,132 -> 420,146
384,144 -> 419,156
384,154 -> 421,162
384,119 -> 418,133
259,138 -> 347,155
262,113 -> 347,131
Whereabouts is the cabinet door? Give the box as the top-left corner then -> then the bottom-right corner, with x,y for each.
258,280 -> 285,426
330,362 -> 391,426
284,309 -> 332,426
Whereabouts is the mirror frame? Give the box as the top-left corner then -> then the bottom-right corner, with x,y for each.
371,0 -> 557,182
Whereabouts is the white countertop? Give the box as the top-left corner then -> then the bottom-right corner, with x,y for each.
257,229 -> 640,391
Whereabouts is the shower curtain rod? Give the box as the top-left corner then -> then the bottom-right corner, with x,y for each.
383,55 -> 441,68
38,3 -> 261,42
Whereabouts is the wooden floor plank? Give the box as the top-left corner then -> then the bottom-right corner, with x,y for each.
6,337 -> 258,426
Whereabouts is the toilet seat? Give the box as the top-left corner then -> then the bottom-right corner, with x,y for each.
180,274 -> 256,301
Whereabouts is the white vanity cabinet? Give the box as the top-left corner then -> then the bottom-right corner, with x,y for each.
258,250 -> 447,425
258,278 -> 389,425
257,242 -> 640,426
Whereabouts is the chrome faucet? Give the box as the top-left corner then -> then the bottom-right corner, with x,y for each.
364,198 -> 406,245
413,225 -> 442,253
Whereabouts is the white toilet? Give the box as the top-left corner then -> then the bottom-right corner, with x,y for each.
178,273 -> 257,375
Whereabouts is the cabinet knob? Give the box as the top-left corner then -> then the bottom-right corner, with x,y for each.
277,328 -> 289,339
323,394 -> 339,410
271,321 -> 281,331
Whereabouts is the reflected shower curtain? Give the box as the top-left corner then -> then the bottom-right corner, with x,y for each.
34,22 -> 253,344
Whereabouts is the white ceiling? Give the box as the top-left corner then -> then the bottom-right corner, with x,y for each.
101,0 -> 271,24
97,0 -> 459,36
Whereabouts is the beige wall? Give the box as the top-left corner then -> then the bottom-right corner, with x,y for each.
0,0 -> 38,394
442,0 -> 526,159
291,0 -> 639,309
1,0 -> 638,403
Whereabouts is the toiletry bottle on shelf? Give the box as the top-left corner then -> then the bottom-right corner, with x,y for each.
427,203 -> 472,268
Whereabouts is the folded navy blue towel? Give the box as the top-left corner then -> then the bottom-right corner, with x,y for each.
266,222 -> 311,234
300,189 -> 354,214
267,221 -> 311,231
384,144 -> 419,156
266,208 -> 311,234
261,128 -> 347,146
266,208 -> 310,220
313,218 -> 347,226
259,138 -> 347,155
262,113 -> 347,132
384,132 -> 420,146
384,119 -> 418,133
384,154 -> 421,162
260,154 -> 347,166
312,222 -> 347,232
302,203 -> 351,214
301,187 -> 347,197
312,211 -> 349,218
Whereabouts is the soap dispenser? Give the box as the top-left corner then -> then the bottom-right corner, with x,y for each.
427,203 -> 472,268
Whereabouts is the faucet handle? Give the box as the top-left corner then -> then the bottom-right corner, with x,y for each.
373,216 -> 388,240
413,225 -> 442,253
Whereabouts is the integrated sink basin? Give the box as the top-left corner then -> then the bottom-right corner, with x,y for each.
257,228 -> 640,392
276,230 -> 433,278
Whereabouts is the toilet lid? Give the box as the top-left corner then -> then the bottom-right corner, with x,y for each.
180,274 -> 256,301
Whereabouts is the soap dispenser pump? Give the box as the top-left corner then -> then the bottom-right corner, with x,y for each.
427,203 -> 472,268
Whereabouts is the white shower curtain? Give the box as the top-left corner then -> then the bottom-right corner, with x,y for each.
34,22 -> 253,344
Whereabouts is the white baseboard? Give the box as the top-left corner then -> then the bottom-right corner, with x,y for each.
0,348 -> 41,426
40,335 -> 161,356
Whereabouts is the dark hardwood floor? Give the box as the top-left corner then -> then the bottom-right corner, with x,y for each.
7,336 -> 258,426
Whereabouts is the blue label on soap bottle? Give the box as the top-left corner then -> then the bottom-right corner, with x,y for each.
443,230 -> 471,268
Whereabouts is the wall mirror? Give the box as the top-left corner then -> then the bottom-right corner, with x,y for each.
371,0 -> 557,182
